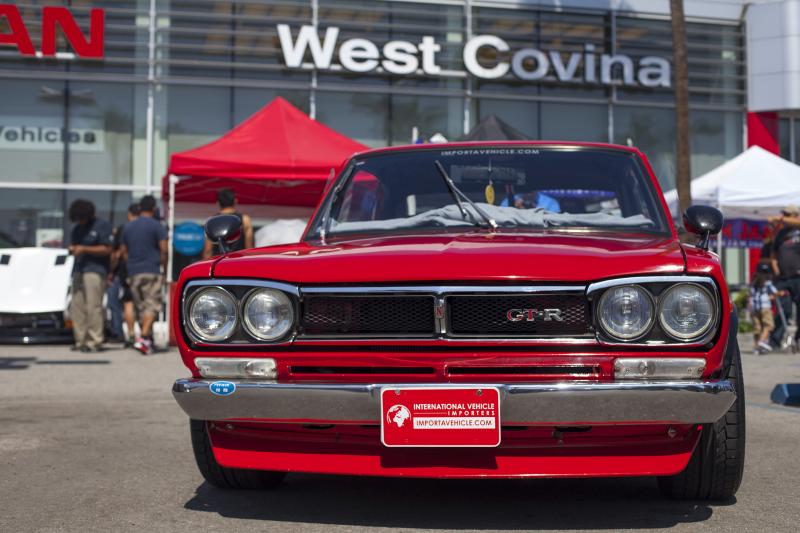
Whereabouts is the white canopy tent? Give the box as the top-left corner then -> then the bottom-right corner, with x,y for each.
663,146 -> 800,220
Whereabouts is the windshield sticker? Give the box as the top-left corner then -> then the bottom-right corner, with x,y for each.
439,148 -> 540,157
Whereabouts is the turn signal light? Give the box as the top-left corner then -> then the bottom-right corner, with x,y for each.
194,358 -> 277,380
614,358 -> 705,380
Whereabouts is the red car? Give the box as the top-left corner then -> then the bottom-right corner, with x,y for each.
172,142 -> 744,500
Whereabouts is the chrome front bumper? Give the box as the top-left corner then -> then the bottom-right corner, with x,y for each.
172,379 -> 735,425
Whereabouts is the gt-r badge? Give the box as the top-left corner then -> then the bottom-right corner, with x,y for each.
209,381 -> 236,396
506,309 -> 564,322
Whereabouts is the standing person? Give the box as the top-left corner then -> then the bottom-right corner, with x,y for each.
67,199 -> 112,352
202,188 -> 254,258
106,225 -> 124,343
108,203 -> 140,346
749,263 -> 779,354
120,195 -> 168,355
770,205 -> 800,348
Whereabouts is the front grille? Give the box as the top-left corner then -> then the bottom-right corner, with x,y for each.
300,295 -> 436,336
297,289 -> 592,339
0,312 -> 60,329
447,294 -> 590,336
446,365 -> 598,376
291,366 -> 435,375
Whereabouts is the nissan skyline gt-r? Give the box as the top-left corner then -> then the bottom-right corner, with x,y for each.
171,142 -> 744,500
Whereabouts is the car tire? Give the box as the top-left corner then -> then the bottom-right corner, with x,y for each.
189,419 -> 286,490
658,340 -> 745,501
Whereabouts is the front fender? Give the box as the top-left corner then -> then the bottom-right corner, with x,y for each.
720,307 -> 739,376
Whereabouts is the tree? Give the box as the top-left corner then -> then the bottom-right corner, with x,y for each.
670,0 -> 692,218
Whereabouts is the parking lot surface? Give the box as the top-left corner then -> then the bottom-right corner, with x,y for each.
1,337 -> 799,532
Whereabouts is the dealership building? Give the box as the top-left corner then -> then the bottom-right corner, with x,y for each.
1,0 -> 799,281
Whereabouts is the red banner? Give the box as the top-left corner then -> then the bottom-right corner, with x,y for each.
716,219 -> 770,249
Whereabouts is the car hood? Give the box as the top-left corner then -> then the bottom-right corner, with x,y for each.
0,247 -> 73,313
211,231 -> 685,283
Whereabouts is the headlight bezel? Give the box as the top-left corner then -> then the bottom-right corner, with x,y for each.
182,280 -> 299,345
589,276 -> 720,345
240,288 -> 295,341
185,286 -> 239,343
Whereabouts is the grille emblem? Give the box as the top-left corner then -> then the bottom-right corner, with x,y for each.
434,299 -> 445,319
506,308 -> 564,322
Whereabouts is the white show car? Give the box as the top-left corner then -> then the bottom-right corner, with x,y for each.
0,239 -> 74,344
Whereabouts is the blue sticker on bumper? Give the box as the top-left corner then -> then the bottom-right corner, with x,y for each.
209,381 -> 236,396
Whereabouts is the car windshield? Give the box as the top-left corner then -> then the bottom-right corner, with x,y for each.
311,146 -> 669,238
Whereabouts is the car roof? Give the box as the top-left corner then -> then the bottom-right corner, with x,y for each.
353,140 -> 643,158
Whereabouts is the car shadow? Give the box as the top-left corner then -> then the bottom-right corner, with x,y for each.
184,475 -> 725,529
0,357 -> 36,370
0,357 -> 112,369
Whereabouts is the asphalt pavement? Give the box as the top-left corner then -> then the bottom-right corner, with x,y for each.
1,336 -> 799,533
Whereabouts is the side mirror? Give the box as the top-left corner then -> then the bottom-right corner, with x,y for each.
205,214 -> 242,254
682,205 -> 723,251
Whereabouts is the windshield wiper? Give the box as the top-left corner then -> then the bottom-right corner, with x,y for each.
433,160 -> 470,223
434,160 -> 497,231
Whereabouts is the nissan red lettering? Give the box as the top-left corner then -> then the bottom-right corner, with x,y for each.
0,5 -> 104,59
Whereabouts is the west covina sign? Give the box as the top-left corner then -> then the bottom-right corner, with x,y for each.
277,25 -> 671,88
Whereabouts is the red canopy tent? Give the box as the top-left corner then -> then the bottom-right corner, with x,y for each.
162,97 -> 367,208
161,97 -> 368,302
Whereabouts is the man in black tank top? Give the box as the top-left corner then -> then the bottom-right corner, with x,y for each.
202,188 -> 254,258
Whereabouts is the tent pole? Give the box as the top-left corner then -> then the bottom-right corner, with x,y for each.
167,175 -> 178,284
165,175 -> 178,334
744,245 -> 750,283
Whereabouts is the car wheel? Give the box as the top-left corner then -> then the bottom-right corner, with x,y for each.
189,419 -> 286,490
658,339 -> 745,501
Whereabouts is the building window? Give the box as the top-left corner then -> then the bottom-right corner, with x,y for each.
167,86 -> 232,155
316,91 -> 389,147
67,82 -> 135,185
779,118 -> 792,161
476,99 -> 607,142
0,189 -> 132,248
540,102 -> 608,142
615,106 -> 743,190
389,95 -> 464,144
689,110 -> 742,178
794,119 -> 800,163
476,99 -> 538,138
166,85 -> 310,155
779,116 -> 800,163
0,79 -> 66,183
0,79 -> 136,185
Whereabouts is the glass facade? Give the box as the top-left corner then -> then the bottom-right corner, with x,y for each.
0,0 -> 746,247
779,116 -> 800,164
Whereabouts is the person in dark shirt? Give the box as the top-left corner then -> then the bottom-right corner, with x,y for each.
769,205 -> 800,347
68,199 -> 112,352
108,203 -> 140,346
120,195 -> 168,355
202,188 -> 254,258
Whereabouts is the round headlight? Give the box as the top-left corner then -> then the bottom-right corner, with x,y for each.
658,283 -> 715,340
598,285 -> 654,341
242,289 -> 294,341
188,287 -> 238,342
